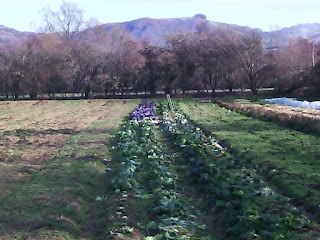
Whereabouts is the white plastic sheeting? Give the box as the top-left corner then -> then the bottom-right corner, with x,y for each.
262,97 -> 320,110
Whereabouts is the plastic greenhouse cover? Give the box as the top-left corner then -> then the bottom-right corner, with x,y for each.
262,97 -> 320,110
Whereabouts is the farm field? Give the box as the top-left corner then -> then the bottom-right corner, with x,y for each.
215,97 -> 320,133
0,100 -> 139,239
177,99 -> 320,222
2,98 -> 320,239
104,100 -> 320,239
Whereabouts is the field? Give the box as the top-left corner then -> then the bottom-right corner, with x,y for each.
178,99 -> 320,197
215,97 -> 320,133
177,100 -> 320,232
0,100 -> 139,239
1,98 -> 320,239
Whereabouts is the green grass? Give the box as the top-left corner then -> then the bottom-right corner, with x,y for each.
176,99 -> 320,218
0,100 -> 139,239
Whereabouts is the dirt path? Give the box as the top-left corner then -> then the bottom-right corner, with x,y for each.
156,127 -> 226,239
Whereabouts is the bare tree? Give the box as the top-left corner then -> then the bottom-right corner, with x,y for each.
217,33 -> 242,93
273,38 -> 314,93
7,51 -> 25,100
10,37 -> 50,99
235,31 -> 274,95
40,0 -> 85,40
67,41 -> 103,98
0,49 -> 11,99
166,32 -> 196,94
158,49 -> 178,94
140,42 -> 163,97
114,40 -> 143,95
38,35 -> 69,97
194,28 -> 220,94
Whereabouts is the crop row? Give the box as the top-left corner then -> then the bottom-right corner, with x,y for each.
129,101 -> 157,121
104,101 -> 318,240
158,103 -> 317,240
105,102 -> 213,239
216,99 -> 320,134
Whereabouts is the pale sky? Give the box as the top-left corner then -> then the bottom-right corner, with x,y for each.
1,0 -> 320,32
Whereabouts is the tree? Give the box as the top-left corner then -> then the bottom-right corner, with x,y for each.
235,31 -> 274,95
140,42 -> 162,97
158,49 -> 178,94
116,40 -> 143,95
90,26 -> 143,96
40,0 -> 85,41
311,61 -> 320,96
273,38 -> 314,93
166,32 -> 196,94
13,36 -> 68,99
0,49 -> 10,99
193,25 -> 242,94
19,37 -> 47,99
67,41 -> 102,99
194,27 -> 220,94
39,35 -> 69,97
217,33 -> 242,93
6,51 -> 25,100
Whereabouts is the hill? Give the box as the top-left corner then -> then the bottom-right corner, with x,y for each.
78,16 -> 320,47
263,23 -> 320,47
0,25 -> 34,49
90,15 -> 262,46
1,16 -> 320,48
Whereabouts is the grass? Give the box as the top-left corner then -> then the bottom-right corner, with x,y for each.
216,97 -> 320,135
176,99 -> 320,219
0,99 -> 139,239
3,97 -> 320,238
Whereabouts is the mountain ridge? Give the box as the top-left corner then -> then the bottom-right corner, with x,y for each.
0,25 -> 35,49
1,16 -> 320,48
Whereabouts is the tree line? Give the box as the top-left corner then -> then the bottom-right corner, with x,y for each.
0,1 -> 319,100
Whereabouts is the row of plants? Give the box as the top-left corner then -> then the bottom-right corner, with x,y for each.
179,99 -> 320,220
179,99 -> 320,219
129,101 -> 157,121
104,102 -> 214,239
215,99 -> 320,134
158,102 -> 318,240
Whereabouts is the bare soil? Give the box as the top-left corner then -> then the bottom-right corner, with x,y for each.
0,100 -> 114,164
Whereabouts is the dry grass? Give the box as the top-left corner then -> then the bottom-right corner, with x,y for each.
0,99 -> 139,239
216,99 -> 320,133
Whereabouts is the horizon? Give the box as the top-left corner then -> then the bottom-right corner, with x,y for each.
1,0 -> 320,32
1,14 -> 320,34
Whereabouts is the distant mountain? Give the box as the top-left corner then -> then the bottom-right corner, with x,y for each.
2,17 -> 320,49
0,25 -> 34,49
89,15 -> 262,46
263,23 -> 320,47
111,18 -> 320,47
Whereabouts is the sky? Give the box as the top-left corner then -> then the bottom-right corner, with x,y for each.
1,0 -> 320,32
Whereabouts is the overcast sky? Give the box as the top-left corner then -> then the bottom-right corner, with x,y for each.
1,0 -> 320,32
